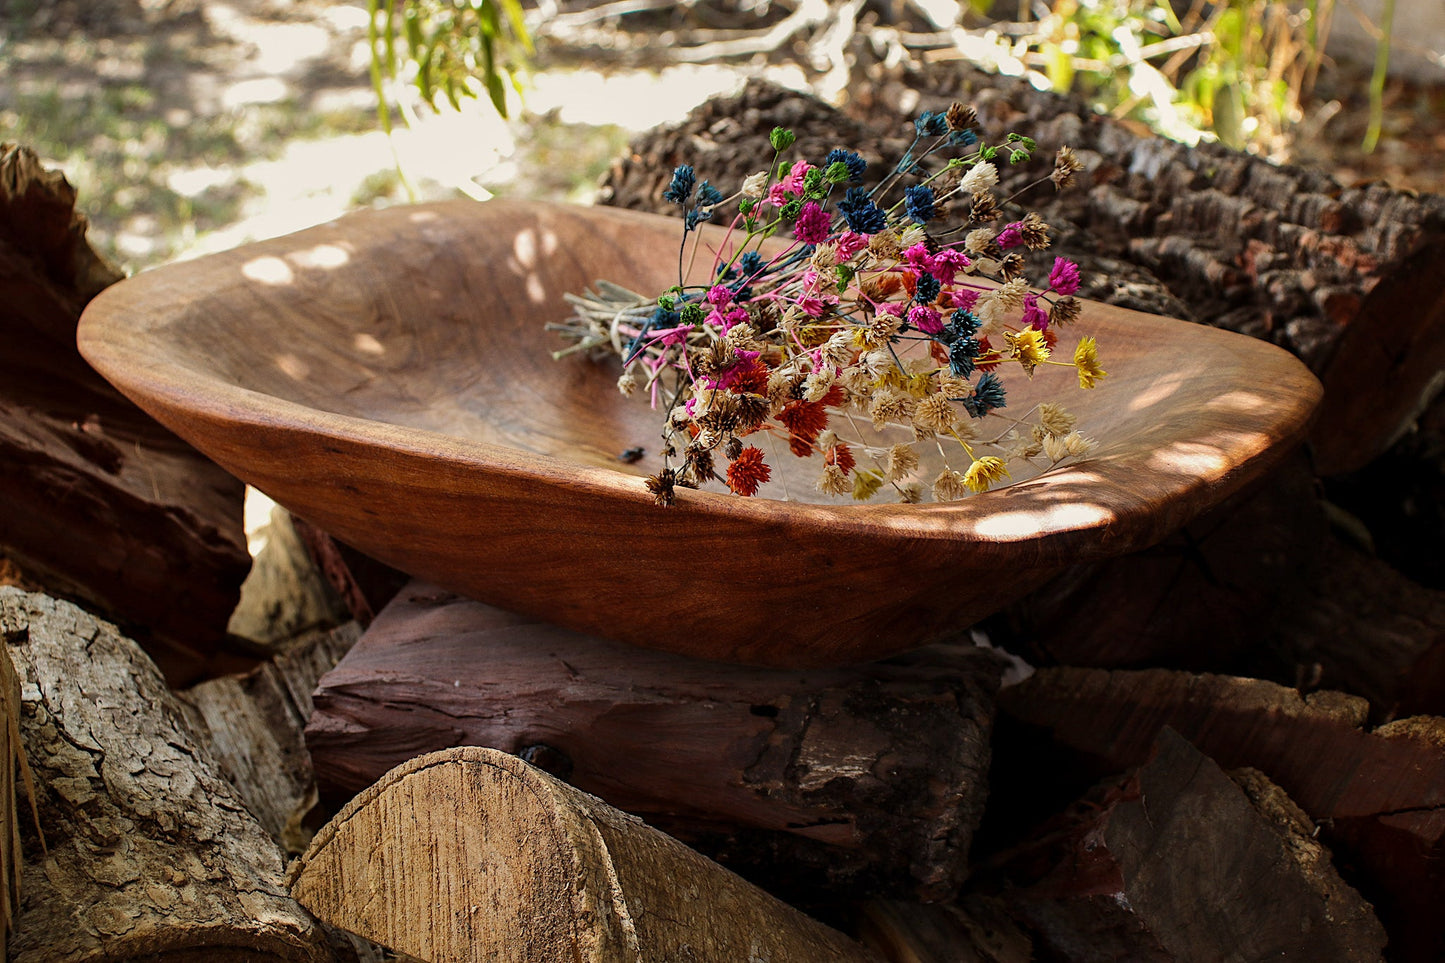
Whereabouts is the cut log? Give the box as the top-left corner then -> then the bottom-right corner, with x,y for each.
601,76 -> 1445,471
180,621 -> 361,854
998,728 -> 1386,962
289,746 -> 882,963
0,638 -> 38,949
306,581 -> 1003,903
995,668 -> 1445,962
856,897 -> 1032,963
0,587 -> 330,962
227,503 -> 352,648
0,143 -> 250,685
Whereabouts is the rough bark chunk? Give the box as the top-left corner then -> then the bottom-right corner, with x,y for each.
0,587 -> 330,962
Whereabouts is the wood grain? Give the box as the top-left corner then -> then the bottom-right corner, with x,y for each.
78,199 -> 1322,666
289,745 -> 881,963
305,580 -> 1002,903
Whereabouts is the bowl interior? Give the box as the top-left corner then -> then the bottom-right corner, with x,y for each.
140,201 -> 1245,509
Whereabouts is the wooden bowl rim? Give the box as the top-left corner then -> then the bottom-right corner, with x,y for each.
78,199 -> 1325,555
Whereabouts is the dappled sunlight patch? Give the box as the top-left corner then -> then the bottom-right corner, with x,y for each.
972,500 -> 1114,539
242,255 -> 294,286
288,243 -> 351,270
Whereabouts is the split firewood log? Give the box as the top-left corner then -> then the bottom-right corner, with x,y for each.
305,582 -> 1004,904
289,746 -> 883,963
995,668 -> 1445,962
996,727 -> 1387,962
180,621 -> 361,854
0,143 -> 251,685
0,587 -> 331,962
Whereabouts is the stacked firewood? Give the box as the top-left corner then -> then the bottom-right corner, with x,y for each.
2,62 -> 1444,961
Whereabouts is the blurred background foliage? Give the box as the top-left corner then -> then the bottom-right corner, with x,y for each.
1,0 -> 1436,272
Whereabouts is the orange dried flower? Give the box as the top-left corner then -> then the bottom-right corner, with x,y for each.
825,442 -> 856,475
726,446 -> 772,496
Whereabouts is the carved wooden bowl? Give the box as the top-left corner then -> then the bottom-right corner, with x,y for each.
78,200 -> 1321,666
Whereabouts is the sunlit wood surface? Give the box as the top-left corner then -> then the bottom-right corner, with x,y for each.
77,200 -> 1322,666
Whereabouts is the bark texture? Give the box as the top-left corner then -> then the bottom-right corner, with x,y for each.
181,621 -> 361,855
306,582 -> 1004,903
1001,728 -> 1386,962
995,668 -> 1445,962
0,587 -> 329,962
290,746 -> 882,963
0,143 -> 250,685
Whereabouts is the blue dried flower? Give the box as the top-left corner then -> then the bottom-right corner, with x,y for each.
663,165 -> 695,205
948,128 -> 978,148
914,274 -> 941,304
904,185 -> 936,224
915,111 -> 949,137
696,180 -> 724,207
837,186 -> 887,234
949,308 -> 981,337
824,148 -> 867,183
685,208 -> 712,231
738,251 -> 765,276
948,337 -> 980,377
963,372 -> 1007,417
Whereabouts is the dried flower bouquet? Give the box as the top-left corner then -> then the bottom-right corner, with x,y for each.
552,104 -> 1106,506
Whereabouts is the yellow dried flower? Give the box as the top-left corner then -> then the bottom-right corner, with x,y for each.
963,456 -> 1010,493
852,469 -> 886,501
1074,336 -> 1107,389
1004,327 -> 1050,376
899,481 -> 924,504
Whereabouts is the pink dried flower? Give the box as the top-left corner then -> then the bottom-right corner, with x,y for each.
908,304 -> 944,335
794,201 -> 832,244
1049,257 -> 1081,296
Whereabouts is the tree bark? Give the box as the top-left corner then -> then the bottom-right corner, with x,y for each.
995,667 -> 1445,962
306,581 -> 1004,904
0,143 -> 251,685
998,728 -> 1386,962
0,587 -> 331,962
180,621 -> 361,855
290,746 -> 882,963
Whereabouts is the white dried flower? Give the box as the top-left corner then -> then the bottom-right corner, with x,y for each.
1043,432 -> 1070,463
741,171 -> 770,198
1065,432 -> 1095,457
617,371 -> 639,396
964,228 -> 996,256
932,468 -> 970,502
885,443 -> 920,481
802,368 -> 836,402
960,161 -> 998,195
